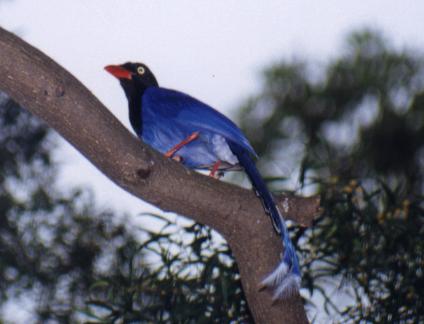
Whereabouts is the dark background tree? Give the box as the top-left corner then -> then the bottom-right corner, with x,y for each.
0,93 -> 139,322
0,28 -> 423,323
238,29 -> 424,322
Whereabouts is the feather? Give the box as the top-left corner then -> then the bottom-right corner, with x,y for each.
229,141 -> 301,299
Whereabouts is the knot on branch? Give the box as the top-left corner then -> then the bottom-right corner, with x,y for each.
43,83 -> 65,98
276,194 -> 323,227
136,167 -> 151,179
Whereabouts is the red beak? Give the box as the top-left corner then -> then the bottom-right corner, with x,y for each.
104,65 -> 132,80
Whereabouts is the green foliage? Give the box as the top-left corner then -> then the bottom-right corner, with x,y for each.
0,95 -> 140,322
303,179 -> 423,322
83,216 -> 251,323
238,29 -> 424,322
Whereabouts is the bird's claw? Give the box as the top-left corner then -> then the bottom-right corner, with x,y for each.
171,155 -> 183,162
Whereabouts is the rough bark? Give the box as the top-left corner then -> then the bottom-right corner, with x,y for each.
0,26 -> 321,324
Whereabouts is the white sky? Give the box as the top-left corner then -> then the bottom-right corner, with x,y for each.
1,0 -> 424,218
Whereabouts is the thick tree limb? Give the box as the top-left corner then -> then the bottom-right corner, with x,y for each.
0,26 -> 320,323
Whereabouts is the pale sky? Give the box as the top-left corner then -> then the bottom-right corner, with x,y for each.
1,0 -> 424,219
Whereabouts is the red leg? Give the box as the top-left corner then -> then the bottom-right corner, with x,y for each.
165,131 -> 200,158
209,160 -> 222,178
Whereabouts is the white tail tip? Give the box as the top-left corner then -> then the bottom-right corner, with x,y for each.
261,262 -> 300,300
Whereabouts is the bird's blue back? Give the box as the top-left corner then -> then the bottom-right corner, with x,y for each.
140,87 -> 256,168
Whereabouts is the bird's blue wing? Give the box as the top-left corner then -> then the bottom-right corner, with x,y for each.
143,87 -> 257,157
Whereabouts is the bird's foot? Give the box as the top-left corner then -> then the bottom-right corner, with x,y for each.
209,160 -> 222,179
171,155 -> 183,163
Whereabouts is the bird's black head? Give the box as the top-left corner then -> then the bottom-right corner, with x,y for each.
105,62 -> 159,100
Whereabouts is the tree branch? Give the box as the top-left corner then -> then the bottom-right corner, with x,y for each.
0,26 -> 318,324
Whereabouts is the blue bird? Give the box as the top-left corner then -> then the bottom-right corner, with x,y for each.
105,62 -> 301,299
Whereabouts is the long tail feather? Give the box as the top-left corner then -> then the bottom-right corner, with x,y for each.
229,141 -> 301,299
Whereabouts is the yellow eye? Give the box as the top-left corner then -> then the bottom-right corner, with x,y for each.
137,66 -> 145,75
